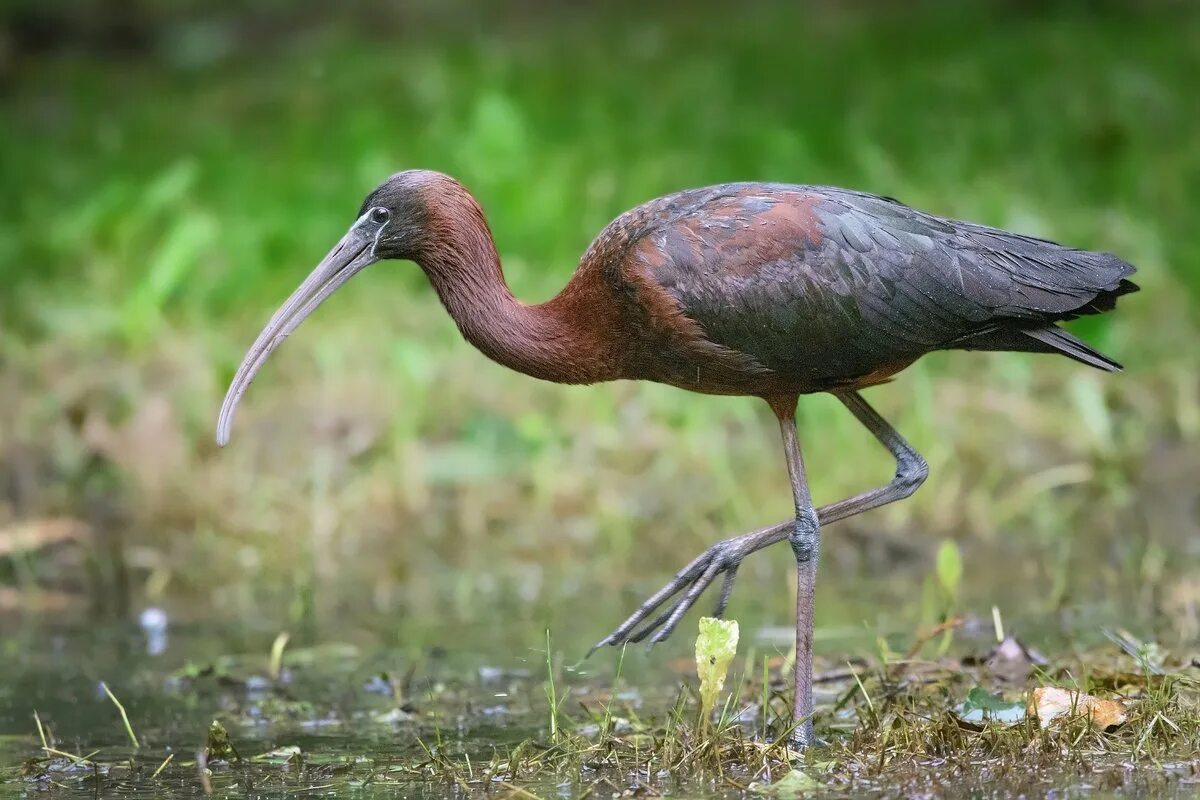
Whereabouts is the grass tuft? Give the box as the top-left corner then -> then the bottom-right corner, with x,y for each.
100,682 -> 140,750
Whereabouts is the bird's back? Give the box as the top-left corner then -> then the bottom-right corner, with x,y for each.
580,183 -> 1137,395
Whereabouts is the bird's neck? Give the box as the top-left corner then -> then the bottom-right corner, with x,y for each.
416,205 -> 624,385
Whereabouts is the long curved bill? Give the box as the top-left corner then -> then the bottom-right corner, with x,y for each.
215,211 -> 386,447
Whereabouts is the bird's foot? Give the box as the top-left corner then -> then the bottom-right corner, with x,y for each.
590,525 -> 785,653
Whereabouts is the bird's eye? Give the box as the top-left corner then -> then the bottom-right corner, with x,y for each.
370,207 -> 390,224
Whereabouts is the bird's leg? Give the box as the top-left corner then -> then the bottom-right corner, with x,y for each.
591,390 -> 927,649
774,397 -> 819,747
831,391 -> 929,514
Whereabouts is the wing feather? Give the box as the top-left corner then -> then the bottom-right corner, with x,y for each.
622,183 -> 1137,385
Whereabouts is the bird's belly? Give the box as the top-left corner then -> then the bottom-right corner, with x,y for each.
633,345 -> 919,398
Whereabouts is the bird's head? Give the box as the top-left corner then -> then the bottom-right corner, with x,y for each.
214,169 -> 461,447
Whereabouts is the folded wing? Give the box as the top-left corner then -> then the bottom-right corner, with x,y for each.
647,185 -> 1137,383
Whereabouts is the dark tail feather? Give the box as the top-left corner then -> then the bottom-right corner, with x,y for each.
1023,326 -> 1123,372
1068,277 -> 1140,319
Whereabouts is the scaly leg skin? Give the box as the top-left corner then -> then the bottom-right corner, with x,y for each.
776,401 -> 819,747
591,391 -> 928,744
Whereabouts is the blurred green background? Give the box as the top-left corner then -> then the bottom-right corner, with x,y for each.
1,0 -> 1197,651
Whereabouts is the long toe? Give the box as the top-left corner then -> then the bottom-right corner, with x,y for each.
710,565 -> 739,619
590,525 -> 785,656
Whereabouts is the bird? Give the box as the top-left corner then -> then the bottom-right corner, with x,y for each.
216,169 -> 1137,747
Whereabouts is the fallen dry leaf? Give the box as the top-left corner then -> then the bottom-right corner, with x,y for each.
1028,687 -> 1128,729
0,517 -> 91,559
0,586 -> 79,612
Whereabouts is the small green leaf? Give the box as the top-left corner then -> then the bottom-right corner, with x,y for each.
750,769 -> 820,797
252,745 -> 302,765
204,719 -> 239,762
957,687 -> 1026,725
935,539 -> 963,597
695,617 -> 739,721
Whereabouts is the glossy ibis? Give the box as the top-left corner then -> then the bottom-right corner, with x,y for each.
216,170 -> 1137,746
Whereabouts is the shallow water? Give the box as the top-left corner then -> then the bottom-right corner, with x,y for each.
1,552 -> 1195,800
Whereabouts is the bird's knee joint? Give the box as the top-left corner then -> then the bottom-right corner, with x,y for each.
895,454 -> 929,497
789,508 -> 820,563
